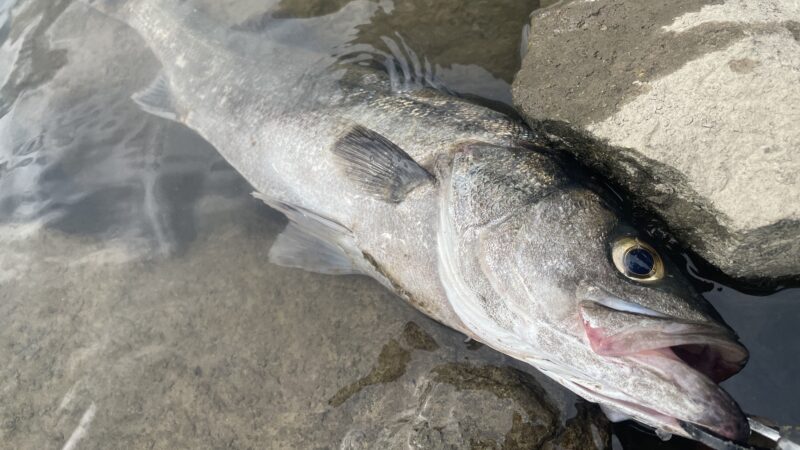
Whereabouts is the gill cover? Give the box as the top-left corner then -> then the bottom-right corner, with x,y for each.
436,143 -> 571,363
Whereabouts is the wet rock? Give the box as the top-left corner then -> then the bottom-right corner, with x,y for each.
333,354 -> 611,449
512,0 -> 800,281
542,402 -> 610,450
328,338 -> 412,407
401,321 -> 440,351
430,362 -> 560,449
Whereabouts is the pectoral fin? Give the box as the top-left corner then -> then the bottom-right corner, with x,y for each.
332,125 -> 432,203
132,71 -> 179,121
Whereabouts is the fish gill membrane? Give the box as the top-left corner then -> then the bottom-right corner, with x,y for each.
76,0 -> 753,445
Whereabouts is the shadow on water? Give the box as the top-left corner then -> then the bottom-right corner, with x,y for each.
0,0 -> 796,449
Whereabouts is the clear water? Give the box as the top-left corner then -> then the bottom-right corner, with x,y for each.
0,1 -> 796,449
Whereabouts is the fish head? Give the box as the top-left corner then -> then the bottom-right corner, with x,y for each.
438,143 -> 749,442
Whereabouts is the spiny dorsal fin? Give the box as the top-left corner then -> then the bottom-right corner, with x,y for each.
336,33 -> 451,94
332,125 -> 432,203
132,71 -> 179,121
380,33 -> 450,93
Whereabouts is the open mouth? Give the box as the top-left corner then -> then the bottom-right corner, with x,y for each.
671,342 -> 746,383
577,295 -> 750,442
579,298 -> 748,382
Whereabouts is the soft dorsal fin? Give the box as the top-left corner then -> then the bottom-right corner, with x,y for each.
332,125 -> 432,203
132,71 -> 179,121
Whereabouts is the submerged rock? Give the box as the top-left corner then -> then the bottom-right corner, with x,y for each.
512,0 -> 800,281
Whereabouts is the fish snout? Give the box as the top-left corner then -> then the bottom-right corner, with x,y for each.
576,297 -> 750,442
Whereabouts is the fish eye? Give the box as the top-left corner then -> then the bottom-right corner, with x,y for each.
611,237 -> 665,282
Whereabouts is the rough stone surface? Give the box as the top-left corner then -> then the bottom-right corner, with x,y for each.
512,0 -> 800,281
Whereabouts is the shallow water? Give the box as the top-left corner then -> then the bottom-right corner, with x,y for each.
0,0 -> 796,449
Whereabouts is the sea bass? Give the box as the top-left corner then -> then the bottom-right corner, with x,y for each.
81,0 -> 750,442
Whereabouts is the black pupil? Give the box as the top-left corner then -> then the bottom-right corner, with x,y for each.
624,248 -> 655,276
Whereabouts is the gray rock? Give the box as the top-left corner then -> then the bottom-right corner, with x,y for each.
512,0 -> 800,281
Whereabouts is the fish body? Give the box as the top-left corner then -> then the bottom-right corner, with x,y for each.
82,0 -> 751,442
107,0 -> 533,329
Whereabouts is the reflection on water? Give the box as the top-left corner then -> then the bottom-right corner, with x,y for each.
0,0 -> 251,258
0,0 -> 796,449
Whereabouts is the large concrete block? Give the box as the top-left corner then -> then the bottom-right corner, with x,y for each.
513,0 -> 800,281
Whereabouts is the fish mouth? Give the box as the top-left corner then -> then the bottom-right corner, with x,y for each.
577,293 -> 749,442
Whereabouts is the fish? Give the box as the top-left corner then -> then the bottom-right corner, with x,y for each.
79,0 -> 751,443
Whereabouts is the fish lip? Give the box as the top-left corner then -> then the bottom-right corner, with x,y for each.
579,286 -> 668,319
576,294 -> 750,443
577,292 -> 749,383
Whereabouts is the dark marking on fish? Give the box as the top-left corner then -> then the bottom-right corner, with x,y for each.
332,124 -> 433,203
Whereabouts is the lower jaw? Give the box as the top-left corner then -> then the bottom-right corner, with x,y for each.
568,350 -> 746,442
571,381 -> 683,436
627,348 -> 748,442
